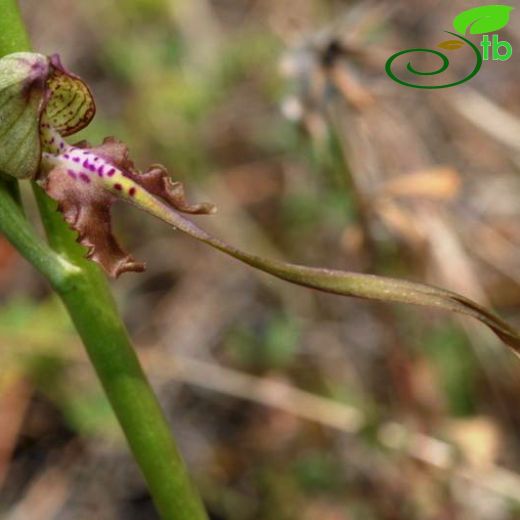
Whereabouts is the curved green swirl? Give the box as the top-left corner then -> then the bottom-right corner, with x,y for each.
385,32 -> 482,89
406,51 -> 448,75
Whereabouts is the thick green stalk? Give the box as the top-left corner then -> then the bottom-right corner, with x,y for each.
34,188 -> 208,520
0,1 -> 208,518
0,177 -> 72,285
0,0 -> 30,54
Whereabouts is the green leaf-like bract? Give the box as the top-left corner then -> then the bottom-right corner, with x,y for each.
453,5 -> 514,35
0,52 -> 48,179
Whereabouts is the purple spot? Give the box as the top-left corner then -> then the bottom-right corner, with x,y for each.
73,157 -> 80,163
82,159 -> 90,168
93,157 -> 99,161
97,165 -> 104,176
60,142 -> 64,149
88,164 -> 96,172
80,173 -> 91,183
114,183 -> 122,191
67,170 -> 77,179
64,153 -> 69,159
107,168 -> 115,177
129,187 -> 136,197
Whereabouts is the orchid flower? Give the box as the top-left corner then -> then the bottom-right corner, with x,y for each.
1,51 -> 520,354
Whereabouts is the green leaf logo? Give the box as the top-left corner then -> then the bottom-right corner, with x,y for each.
453,5 -> 514,35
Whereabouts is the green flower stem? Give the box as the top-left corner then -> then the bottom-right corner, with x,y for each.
0,0 -> 30,55
34,187 -> 209,520
0,1 -> 208,518
0,177 -> 70,285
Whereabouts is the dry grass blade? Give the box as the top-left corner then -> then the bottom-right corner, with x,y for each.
145,354 -> 520,502
446,88 -> 520,152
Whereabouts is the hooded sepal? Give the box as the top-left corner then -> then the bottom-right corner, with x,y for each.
0,52 -> 96,180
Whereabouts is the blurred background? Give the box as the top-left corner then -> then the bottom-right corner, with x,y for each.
1,0 -> 520,518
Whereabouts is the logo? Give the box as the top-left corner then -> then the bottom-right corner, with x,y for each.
385,5 -> 514,89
